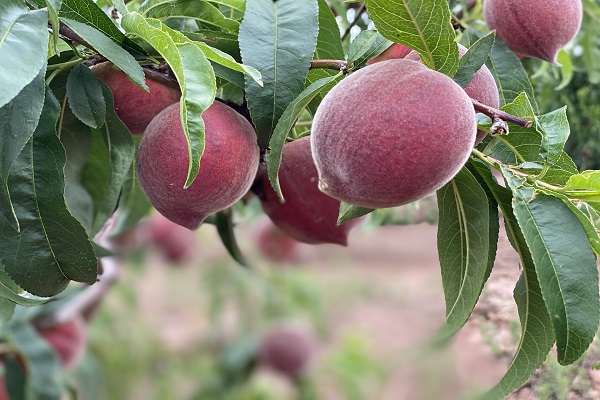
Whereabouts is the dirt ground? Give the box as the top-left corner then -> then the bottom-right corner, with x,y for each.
107,213 -> 600,400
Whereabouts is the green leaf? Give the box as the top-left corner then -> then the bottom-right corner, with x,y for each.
346,30 -> 390,66
465,161 -> 499,288
555,50 -> 573,90
165,28 -> 261,85
0,2 -> 48,108
87,83 -> 135,235
239,0 -> 319,149
486,38 -> 538,111
313,0 -> 343,61
141,0 -> 240,33
337,202 -> 375,225
184,30 -> 241,61
112,0 -> 128,15
436,167 -> 491,338
567,171 -> 600,189
306,0 -> 344,114
66,64 -> 107,129
453,32 -> 495,88
504,169 -> 600,365
537,107 -> 570,169
0,263 -> 18,327
6,315 -> 63,400
45,0 -> 62,54
122,13 -> 216,188
366,0 -> 459,76
208,0 -> 245,13
0,262 -> 47,307
562,171 -> 600,215
109,157 -> 152,236
471,160 -> 554,399
60,103 -> 95,233
60,18 -> 148,91
267,74 -> 341,200
60,0 -> 146,57
215,209 -> 248,267
0,89 -> 98,297
0,65 -> 46,232
554,195 -> 600,258
571,202 -> 600,257
486,93 -> 577,185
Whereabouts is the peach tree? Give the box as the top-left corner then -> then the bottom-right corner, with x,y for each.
0,0 -> 599,398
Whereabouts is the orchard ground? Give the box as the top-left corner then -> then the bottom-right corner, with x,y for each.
86,199 -> 600,400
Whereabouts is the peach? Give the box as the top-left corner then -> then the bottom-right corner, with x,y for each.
366,43 -> 412,65
406,44 -> 499,144
255,220 -> 300,263
147,212 -> 197,263
137,101 -> 259,229
0,375 -> 7,400
311,59 -> 476,209
260,137 -> 362,246
484,0 -> 582,63
91,62 -> 181,135
259,325 -> 314,378
38,317 -> 87,370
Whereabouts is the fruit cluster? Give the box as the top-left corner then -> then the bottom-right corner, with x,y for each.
91,0 -> 582,253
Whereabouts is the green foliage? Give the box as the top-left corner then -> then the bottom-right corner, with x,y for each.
2,0 -> 600,398
0,1 -> 48,108
366,0 -> 459,75
436,167 -> 493,339
0,66 -> 47,231
239,0 -> 319,149
0,89 -> 97,297
267,74 -> 341,200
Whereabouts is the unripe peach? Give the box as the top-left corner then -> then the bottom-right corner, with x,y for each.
0,376 -> 8,400
406,44 -> 499,144
137,101 -> 259,229
366,43 -> 412,65
484,0 -> 582,64
91,62 -> 181,135
260,137 -> 362,246
259,325 -> 314,378
38,317 -> 87,371
147,212 -> 197,263
255,220 -> 300,262
311,59 -> 476,209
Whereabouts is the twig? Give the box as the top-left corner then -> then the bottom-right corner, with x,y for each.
143,67 -> 180,89
55,22 -> 95,52
472,98 -> 533,129
310,59 -> 349,72
341,3 -> 367,41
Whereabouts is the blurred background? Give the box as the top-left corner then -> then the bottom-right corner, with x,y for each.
65,194 -> 600,400
34,1 -> 600,399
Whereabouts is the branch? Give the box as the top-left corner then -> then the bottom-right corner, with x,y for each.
143,66 -> 180,89
54,22 -> 95,51
310,59 -> 349,72
341,3 -> 367,41
472,98 -> 533,131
